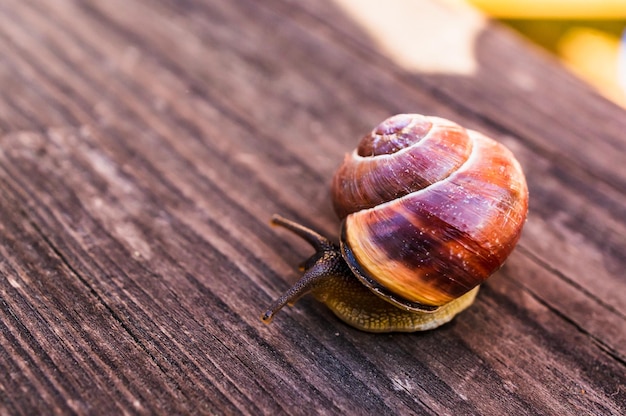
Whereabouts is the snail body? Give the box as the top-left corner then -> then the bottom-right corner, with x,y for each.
262,114 -> 528,332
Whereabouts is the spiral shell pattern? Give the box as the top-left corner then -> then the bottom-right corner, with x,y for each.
331,114 -> 528,307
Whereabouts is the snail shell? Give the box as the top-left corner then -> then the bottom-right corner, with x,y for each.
333,114 -> 528,308
262,114 -> 528,332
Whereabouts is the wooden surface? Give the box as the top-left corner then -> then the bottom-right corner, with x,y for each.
0,0 -> 625,414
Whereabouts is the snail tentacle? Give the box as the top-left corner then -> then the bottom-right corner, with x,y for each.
261,217 -> 349,323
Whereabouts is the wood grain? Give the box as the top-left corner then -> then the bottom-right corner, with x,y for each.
0,0 -> 624,414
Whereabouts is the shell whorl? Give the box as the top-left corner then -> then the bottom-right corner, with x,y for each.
331,114 -> 473,219
331,114 -> 528,307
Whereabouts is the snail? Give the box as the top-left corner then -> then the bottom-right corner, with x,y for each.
261,114 -> 528,332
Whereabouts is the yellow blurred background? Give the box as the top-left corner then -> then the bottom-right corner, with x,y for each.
465,0 -> 626,107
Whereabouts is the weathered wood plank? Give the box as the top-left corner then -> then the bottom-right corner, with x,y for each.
0,0 -> 624,414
